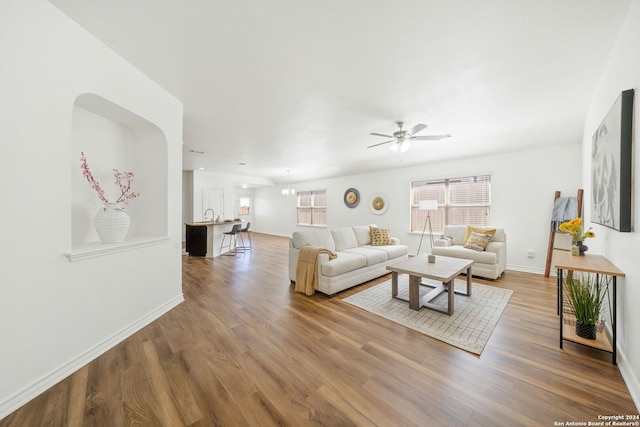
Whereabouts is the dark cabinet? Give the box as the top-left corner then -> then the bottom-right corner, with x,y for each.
186,225 -> 207,256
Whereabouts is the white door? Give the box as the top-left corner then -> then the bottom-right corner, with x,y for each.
203,189 -> 224,221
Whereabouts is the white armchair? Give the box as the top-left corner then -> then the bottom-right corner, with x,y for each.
431,225 -> 506,279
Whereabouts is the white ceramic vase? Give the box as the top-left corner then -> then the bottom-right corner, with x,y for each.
94,203 -> 130,243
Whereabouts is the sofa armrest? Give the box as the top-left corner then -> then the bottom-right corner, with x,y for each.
288,247 -> 300,282
289,248 -> 334,282
484,241 -> 507,273
434,237 -> 452,247
484,241 -> 504,254
391,237 -> 400,245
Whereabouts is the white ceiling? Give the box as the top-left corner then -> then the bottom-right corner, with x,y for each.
50,0 -> 631,187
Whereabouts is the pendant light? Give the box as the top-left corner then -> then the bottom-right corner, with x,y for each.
282,170 -> 296,196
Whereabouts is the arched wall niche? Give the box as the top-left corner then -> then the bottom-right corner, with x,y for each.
70,93 -> 168,258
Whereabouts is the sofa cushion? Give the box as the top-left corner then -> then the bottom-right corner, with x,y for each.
443,226 -> 468,245
352,225 -> 374,246
491,228 -> 506,242
331,227 -> 359,251
370,226 -> 393,245
362,244 -> 408,260
292,229 -> 335,251
321,252 -> 367,277
463,226 -> 496,245
464,231 -> 494,251
343,247 -> 388,265
432,246 -> 498,264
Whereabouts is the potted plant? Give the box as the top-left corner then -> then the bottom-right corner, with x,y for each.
564,273 -> 609,339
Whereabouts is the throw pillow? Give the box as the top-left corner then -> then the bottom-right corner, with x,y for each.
462,226 -> 496,245
464,231 -> 493,251
369,226 -> 392,246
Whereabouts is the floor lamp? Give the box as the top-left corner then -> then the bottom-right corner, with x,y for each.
416,200 -> 438,255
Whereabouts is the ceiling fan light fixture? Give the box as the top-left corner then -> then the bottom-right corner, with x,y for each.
390,140 -> 410,153
368,121 -> 450,151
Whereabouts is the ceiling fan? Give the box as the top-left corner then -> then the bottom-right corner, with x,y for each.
367,120 -> 451,152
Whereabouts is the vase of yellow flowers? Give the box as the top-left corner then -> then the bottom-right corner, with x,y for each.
558,217 -> 594,256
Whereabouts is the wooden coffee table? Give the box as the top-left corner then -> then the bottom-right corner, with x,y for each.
386,255 -> 474,315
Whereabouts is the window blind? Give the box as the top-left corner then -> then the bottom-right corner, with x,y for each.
411,175 -> 491,233
297,190 -> 326,225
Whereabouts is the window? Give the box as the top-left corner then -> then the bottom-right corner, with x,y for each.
297,190 -> 326,226
238,196 -> 251,215
411,175 -> 491,234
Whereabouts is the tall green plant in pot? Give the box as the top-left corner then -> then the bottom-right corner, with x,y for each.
564,273 -> 609,339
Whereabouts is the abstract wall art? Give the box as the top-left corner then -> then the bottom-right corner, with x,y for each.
591,89 -> 634,232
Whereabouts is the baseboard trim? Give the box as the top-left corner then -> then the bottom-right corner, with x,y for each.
0,294 -> 185,420
506,264 -> 547,276
616,344 -> 640,411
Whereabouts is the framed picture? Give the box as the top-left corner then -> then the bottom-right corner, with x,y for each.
343,188 -> 360,208
591,89 -> 634,232
369,192 -> 388,215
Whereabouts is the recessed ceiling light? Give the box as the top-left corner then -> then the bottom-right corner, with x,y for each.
237,162 -> 246,166
198,167 -> 204,170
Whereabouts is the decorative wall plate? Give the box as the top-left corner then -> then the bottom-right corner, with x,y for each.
369,192 -> 388,215
343,188 -> 360,208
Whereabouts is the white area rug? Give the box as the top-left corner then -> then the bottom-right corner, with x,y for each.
342,276 -> 513,355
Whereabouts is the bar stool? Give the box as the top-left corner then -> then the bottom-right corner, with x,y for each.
239,222 -> 252,250
220,223 -> 244,256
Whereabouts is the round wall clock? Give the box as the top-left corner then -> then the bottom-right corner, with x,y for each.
369,192 -> 388,215
344,188 -> 360,208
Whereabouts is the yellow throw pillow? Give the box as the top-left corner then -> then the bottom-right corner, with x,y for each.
464,231 -> 494,251
463,226 -> 496,245
369,226 -> 393,246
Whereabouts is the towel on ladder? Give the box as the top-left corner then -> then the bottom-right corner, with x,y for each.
295,246 -> 337,296
551,197 -> 578,231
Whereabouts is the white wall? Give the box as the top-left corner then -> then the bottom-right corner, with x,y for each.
582,0 -> 640,408
183,170 -> 256,222
182,170 -> 194,240
0,0 -> 183,418
253,143 -> 582,274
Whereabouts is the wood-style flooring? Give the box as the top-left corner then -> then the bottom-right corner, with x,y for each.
1,232 -> 637,426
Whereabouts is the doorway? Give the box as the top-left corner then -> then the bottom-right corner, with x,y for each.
203,189 -> 224,221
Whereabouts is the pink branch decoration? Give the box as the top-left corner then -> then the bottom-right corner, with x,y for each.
80,152 -> 140,204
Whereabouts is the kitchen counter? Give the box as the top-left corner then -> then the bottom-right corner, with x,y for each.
185,221 -> 243,257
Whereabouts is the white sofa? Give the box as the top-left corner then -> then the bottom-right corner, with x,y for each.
289,225 -> 409,295
431,225 -> 507,280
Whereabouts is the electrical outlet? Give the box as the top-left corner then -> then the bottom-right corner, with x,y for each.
527,250 -> 535,258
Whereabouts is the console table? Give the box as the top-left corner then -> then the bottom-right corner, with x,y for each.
554,250 -> 625,364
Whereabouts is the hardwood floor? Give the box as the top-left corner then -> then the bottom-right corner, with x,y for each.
2,233 -> 637,426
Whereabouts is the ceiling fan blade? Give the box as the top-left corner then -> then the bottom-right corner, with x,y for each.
367,140 -> 395,148
411,134 -> 451,141
369,132 -> 394,138
407,123 -> 427,135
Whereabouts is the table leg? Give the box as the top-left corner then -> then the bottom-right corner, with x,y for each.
466,267 -> 472,296
559,268 -> 563,349
409,275 -> 420,310
613,277 -> 617,365
446,280 -> 454,315
391,271 -> 398,298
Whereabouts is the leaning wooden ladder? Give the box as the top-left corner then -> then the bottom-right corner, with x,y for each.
544,189 -> 584,278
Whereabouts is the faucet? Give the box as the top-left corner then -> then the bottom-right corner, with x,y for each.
204,208 -> 214,221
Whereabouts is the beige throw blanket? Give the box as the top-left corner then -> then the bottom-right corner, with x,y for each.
295,246 -> 337,296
